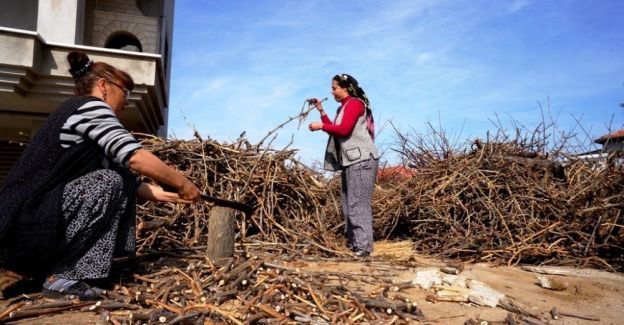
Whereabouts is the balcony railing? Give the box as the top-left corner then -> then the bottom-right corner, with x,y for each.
0,26 -> 168,135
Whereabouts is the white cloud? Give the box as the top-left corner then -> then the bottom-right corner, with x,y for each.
508,0 -> 530,13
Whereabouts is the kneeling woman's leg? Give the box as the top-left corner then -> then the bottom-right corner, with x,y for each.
50,168 -> 136,281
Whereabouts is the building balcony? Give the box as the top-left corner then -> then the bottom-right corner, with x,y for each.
0,26 -> 168,140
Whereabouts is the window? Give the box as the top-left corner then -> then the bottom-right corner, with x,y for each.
105,32 -> 143,52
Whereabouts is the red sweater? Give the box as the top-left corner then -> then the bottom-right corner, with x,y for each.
321,96 -> 364,137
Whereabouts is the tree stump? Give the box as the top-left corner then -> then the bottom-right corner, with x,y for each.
206,207 -> 235,261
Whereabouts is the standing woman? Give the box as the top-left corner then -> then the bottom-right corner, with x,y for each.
308,74 -> 380,257
0,51 -> 200,299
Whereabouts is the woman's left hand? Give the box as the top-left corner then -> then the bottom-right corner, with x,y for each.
308,122 -> 323,131
137,182 -> 194,203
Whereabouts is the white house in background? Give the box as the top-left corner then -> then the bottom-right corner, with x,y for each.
575,149 -> 608,164
571,129 -> 623,166
0,0 -> 175,183
575,129 -> 624,166
595,130 -> 624,152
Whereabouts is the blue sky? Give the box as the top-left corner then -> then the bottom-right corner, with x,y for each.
168,0 -> 624,166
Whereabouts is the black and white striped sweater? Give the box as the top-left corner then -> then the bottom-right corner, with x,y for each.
60,100 -> 142,167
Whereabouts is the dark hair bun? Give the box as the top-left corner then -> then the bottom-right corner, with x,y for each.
67,51 -> 92,79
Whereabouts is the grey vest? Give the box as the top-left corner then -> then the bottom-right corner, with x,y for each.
324,98 -> 380,171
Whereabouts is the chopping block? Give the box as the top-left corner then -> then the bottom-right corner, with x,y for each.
206,206 -> 236,262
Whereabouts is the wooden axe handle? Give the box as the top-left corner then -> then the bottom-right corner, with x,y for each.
200,193 -> 253,215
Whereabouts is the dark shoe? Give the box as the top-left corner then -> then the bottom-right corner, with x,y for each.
42,281 -> 106,301
353,249 -> 370,258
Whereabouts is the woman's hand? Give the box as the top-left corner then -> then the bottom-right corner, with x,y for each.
128,149 -> 201,203
178,179 -> 201,202
307,98 -> 325,113
308,122 -> 323,131
137,182 -> 195,203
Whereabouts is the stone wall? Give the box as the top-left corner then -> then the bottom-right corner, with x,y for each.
96,0 -> 143,16
86,0 -> 160,53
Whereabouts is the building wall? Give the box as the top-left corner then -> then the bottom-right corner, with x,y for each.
0,0 -> 39,31
90,10 -> 159,52
84,0 -> 175,136
158,0 -> 174,135
96,0 -> 144,15
37,0 -> 83,44
604,141 -> 624,152
84,0 -> 161,54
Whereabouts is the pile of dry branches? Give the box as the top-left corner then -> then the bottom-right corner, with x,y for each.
370,123 -> 624,270
135,120 -> 622,271
135,134 -> 345,257
1,252 -> 424,324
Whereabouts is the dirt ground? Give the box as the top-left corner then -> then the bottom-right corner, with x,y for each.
1,242 -> 623,324
292,257 -> 624,324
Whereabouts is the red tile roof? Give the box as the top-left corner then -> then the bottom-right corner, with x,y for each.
595,129 -> 624,144
377,165 -> 416,181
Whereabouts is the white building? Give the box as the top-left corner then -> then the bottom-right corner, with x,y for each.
0,0 -> 175,182
595,130 -> 624,152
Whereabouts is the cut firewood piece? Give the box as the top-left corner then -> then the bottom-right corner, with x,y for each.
430,285 -> 469,303
0,268 -> 24,299
536,275 -> 569,291
466,279 -> 505,307
440,266 -> 460,275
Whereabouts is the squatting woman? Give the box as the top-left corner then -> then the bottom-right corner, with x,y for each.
0,51 -> 200,299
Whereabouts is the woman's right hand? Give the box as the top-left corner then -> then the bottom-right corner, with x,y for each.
308,98 -> 324,112
137,182 -> 194,203
178,179 -> 201,202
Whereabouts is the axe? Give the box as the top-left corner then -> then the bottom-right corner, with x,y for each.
160,183 -> 253,215
200,193 -> 254,216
